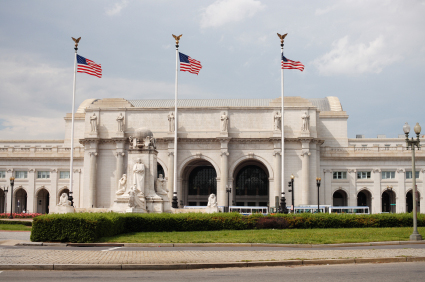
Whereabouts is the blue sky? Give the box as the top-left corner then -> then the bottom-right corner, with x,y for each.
0,0 -> 424,140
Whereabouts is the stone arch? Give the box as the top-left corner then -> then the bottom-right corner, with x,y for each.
357,188 -> 372,211
35,187 -> 50,214
230,155 -> 274,181
179,155 -> 221,180
232,158 -> 270,207
332,189 -> 348,206
13,187 -> 27,214
381,189 -> 396,213
180,157 -> 218,206
406,189 -> 421,213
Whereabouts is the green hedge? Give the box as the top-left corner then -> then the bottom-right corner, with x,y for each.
0,220 -> 32,226
30,212 -> 425,243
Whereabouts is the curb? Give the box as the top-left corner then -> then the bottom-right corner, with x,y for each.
1,257 -> 424,271
14,240 -> 425,248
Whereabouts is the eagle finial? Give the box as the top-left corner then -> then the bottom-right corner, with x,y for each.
277,33 -> 288,44
72,37 -> 81,48
172,34 -> 182,45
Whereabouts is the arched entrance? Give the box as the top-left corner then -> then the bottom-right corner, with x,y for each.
36,188 -> 49,214
234,163 -> 269,207
357,189 -> 372,211
0,189 -> 5,213
333,190 -> 347,206
14,188 -> 27,214
382,190 -> 396,213
183,160 -> 217,206
406,190 -> 421,213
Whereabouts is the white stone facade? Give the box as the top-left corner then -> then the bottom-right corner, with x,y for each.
0,96 -> 423,214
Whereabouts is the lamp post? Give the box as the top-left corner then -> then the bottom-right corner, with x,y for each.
278,192 -> 288,214
288,174 -> 295,213
226,185 -> 231,213
9,177 -> 14,219
316,177 -> 321,213
403,122 -> 422,241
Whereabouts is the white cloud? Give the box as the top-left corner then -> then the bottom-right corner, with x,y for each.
200,0 -> 265,28
312,36 -> 401,76
0,115 -> 65,140
105,0 -> 129,16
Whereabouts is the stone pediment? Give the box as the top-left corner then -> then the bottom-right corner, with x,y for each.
89,98 -> 134,109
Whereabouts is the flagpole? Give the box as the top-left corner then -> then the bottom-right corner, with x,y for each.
69,37 -> 80,206
278,33 -> 288,214
172,35 -> 181,209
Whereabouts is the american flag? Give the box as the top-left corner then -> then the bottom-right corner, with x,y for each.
77,55 -> 102,78
179,52 -> 202,75
281,54 -> 304,71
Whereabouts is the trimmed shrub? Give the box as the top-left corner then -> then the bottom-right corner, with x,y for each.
30,212 -> 425,243
0,220 -> 32,226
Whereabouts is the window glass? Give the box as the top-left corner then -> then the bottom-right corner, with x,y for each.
37,171 -> 50,179
382,171 -> 395,179
332,171 -> 347,179
60,171 -> 70,179
406,171 -> 420,179
357,171 -> 371,179
0,171 -> 5,178
15,171 -> 28,179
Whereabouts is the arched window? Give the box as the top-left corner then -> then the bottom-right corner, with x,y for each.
188,166 -> 217,196
157,163 -> 165,178
382,190 -> 396,213
235,165 -> 268,196
333,190 -> 347,206
14,188 -> 27,214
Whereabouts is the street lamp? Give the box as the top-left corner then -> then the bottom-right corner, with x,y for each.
9,177 -> 14,219
316,177 -> 321,213
288,174 -> 295,213
226,185 -> 232,213
403,122 -> 422,241
278,191 -> 288,214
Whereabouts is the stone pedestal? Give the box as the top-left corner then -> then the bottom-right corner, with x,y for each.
126,207 -> 147,213
57,205 -> 75,214
146,198 -> 164,213
205,206 -> 219,213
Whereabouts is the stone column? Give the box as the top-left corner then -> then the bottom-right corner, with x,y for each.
112,138 -> 126,207
372,169 -> 381,214
273,150 -> 281,209
218,138 -> 230,207
323,169 -> 332,205
5,169 -> 13,213
88,152 -> 98,208
27,169 -> 35,213
300,140 -> 311,205
397,169 -> 406,213
50,169 -> 58,213
348,169 -> 357,206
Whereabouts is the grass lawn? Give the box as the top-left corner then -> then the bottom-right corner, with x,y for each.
0,224 -> 32,231
99,227 -> 425,244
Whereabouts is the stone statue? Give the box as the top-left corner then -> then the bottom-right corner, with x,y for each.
128,186 -> 146,209
116,113 -> 124,132
156,174 -> 168,195
116,174 -> 127,195
168,112 -> 175,132
220,112 -> 229,132
150,136 -> 156,149
90,113 -> 98,132
274,111 -> 282,131
301,111 -> 310,132
133,158 -> 145,195
58,193 -> 71,206
207,194 -> 218,208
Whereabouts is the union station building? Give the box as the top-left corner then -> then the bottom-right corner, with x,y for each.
0,96 -> 423,214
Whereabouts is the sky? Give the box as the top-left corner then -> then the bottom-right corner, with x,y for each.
0,0 -> 425,140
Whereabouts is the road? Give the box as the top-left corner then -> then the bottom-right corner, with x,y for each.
0,262 -> 424,282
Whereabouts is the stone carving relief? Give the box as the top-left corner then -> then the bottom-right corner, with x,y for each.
128,186 -> 146,209
220,112 -> 229,132
274,111 -> 282,131
129,128 -> 156,150
116,174 -> 127,195
168,112 -> 175,133
116,113 -> 124,132
58,193 -> 71,206
301,111 -> 310,132
90,113 -> 98,132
